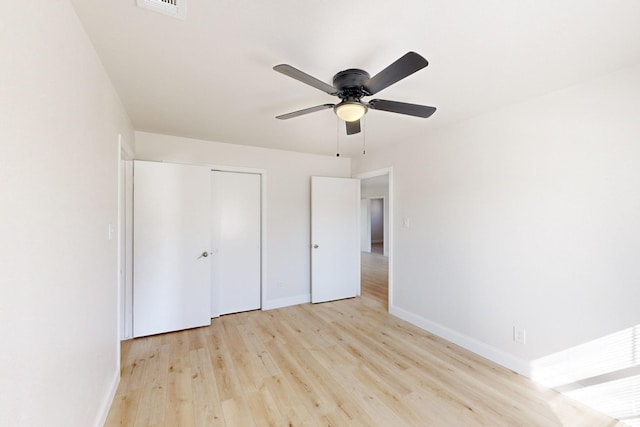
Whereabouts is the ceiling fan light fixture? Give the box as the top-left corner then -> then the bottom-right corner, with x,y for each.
334,101 -> 367,122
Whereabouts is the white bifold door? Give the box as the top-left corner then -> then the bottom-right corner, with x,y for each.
311,176 -> 360,303
211,171 -> 261,316
133,161 -> 261,337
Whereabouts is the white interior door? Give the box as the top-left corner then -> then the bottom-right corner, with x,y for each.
311,176 -> 360,303
211,171 -> 261,316
133,161 -> 211,337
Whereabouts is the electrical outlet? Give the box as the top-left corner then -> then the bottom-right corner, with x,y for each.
514,326 -> 526,344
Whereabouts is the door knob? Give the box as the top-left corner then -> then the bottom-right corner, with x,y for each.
313,244 -> 319,249
198,251 -> 209,259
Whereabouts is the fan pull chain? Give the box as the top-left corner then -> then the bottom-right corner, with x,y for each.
362,117 -> 366,155
336,116 -> 340,157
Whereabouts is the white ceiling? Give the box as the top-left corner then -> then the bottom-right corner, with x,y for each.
70,0 -> 640,157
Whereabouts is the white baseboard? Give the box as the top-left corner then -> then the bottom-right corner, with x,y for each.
94,369 -> 119,427
262,294 -> 311,311
390,305 -> 531,378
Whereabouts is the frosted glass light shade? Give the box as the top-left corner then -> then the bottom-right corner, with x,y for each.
335,102 -> 367,122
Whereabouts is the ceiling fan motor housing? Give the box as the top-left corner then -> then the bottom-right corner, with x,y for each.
333,69 -> 371,100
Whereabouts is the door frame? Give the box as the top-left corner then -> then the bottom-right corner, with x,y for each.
118,135 -> 134,341
354,167 -> 394,309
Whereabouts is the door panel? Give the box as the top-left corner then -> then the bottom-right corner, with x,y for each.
133,161 -> 211,337
211,171 -> 261,316
311,176 -> 360,303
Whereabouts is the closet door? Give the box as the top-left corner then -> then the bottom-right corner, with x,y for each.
133,161 -> 211,337
211,171 -> 261,316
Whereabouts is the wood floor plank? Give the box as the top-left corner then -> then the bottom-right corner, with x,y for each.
133,343 -> 170,426
246,386 -> 287,427
206,323 -> 244,403
189,347 -> 226,427
164,364 -> 196,427
237,322 -> 281,379
105,388 -> 142,426
219,317 -> 262,394
221,397 -> 256,427
106,252 -> 628,426
121,337 -> 152,394
164,330 -> 196,426
260,374 -> 323,427
263,339 -> 337,418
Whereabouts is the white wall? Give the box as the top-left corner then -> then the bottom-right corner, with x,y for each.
352,63 -> 640,375
135,132 -> 350,309
0,2 -> 134,426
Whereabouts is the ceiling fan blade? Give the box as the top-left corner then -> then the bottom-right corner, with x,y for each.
346,119 -> 361,135
274,64 -> 338,95
367,99 -> 436,118
276,104 -> 335,120
362,52 -> 428,95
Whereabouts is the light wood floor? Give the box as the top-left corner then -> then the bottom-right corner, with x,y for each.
106,252 -> 626,426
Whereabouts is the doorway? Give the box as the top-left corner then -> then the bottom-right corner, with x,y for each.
356,168 -> 392,309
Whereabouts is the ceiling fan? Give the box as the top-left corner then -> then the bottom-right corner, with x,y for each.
273,52 -> 436,135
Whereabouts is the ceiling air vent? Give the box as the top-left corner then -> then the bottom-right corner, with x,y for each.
136,0 -> 187,20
